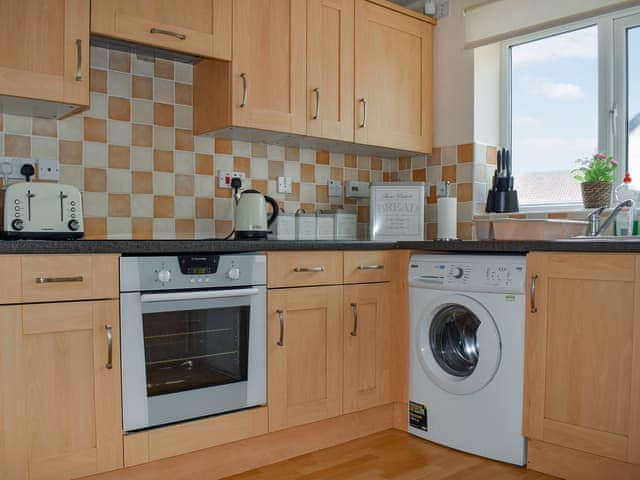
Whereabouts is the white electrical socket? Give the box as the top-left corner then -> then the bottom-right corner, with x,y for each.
217,170 -> 247,188
277,176 -> 292,194
345,180 -> 370,198
38,159 -> 60,181
0,157 -> 36,180
328,180 -> 342,197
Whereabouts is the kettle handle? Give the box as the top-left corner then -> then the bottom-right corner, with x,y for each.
264,195 -> 279,227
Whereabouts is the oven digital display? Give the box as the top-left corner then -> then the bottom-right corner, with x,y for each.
178,255 -> 220,275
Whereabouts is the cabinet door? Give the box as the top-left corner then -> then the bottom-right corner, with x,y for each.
343,283 -> 392,414
354,0 -> 432,153
0,0 -> 89,110
232,0 -> 307,134
0,302 -> 123,480
268,286 -> 343,431
524,253 -> 640,463
307,0 -> 354,141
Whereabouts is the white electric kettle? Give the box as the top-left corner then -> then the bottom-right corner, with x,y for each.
234,189 -> 279,239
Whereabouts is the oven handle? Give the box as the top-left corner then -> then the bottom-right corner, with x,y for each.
141,287 -> 260,303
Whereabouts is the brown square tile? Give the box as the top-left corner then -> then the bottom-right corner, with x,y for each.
132,171 -> 153,194
175,129 -> 194,151
427,184 -> 437,204
330,167 -> 344,181
285,146 -> 299,161
196,198 -> 214,218
155,59 -> 174,80
428,147 -> 442,166
399,157 -> 411,170
458,222 -> 473,240
154,195 -> 174,218
154,103 -> 174,127
316,185 -> 329,203
84,217 -> 107,239
108,96 -> 131,121
109,193 -> 131,217
5,134 -> 30,158
215,138 -> 233,154
132,75 -> 153,100
371,157 -> 383,171
109,50 -> 131,73
215,220 -> 233,237
548,212 -> 569,219
175,174 -> 195,196
32,118 -> 57,137
486,146 -> 497,165
195,154 -> 214,175
84,168 -> 107,192
285,182 -> 300,202
90,69 -> 107,93
412,168 -> 426,182
108,145 -> 130,169
0,113 -> 3,131
426,223 -> 437,240
234,156 -> 250,176
252,142 -> 268,157
508,214 -> 527,219
59,140 -> 82,165
300,203 -> 315,213
84,118 -> 107,143
132,218 -> 153,240
252,180 -> 268,193
176,219 -> 195,239
132,124 -> 152,147
268,160 -> 284,179
442,165 -> 457,183
357,205 -> 369,223
344,154 -> 356,168
358,170 -> 370,182
175,83 -> 193,106
383,172 -> 392,181
457,182 -> 473,202
301,163 -> 315,183
458,144 -> 473,163
153,150 -> 174,172
316,151 -> 330,165
215,185 -> 232,198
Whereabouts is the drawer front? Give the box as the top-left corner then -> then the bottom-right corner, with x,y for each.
267,252 -> 342,288
21,255 -> 119,302
344,251 -> 392,284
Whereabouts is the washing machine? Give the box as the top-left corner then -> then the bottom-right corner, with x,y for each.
408,254 -> 527,465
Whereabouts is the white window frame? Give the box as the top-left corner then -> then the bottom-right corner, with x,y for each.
500,6 -> 640,212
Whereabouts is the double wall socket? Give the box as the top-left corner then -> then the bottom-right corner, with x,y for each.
345,180 -> 369,198
38,159 -> 60,181
0,157 -> 36,181
277,176 -> 292,194
328,180 -> 342,197
218,170 -> 247,189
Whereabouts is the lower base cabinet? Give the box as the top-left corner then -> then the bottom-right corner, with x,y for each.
0,301 -> 122,480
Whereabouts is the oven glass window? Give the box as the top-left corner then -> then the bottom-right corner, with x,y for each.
142,306 -> 249,397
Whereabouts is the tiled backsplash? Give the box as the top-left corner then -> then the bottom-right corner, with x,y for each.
0,47 -> 393,240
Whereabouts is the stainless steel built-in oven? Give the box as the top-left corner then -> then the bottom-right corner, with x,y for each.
120,254 -> 266,432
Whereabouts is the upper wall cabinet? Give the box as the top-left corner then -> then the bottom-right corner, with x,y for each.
354,0 -> 433,153
0,0 -> 89,119
307,0 -> 354,142
91,0 -> 232,60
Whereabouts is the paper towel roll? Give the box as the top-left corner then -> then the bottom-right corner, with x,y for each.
437,197 -> 457,240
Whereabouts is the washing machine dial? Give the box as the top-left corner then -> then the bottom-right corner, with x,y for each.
451,266 -> 464,279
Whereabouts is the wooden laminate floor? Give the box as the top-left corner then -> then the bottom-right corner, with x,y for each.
227,430 -> 558,480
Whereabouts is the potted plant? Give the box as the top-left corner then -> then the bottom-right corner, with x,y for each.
572,153 -> 618,208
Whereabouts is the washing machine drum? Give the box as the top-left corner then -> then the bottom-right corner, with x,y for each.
415,294 -> 501,395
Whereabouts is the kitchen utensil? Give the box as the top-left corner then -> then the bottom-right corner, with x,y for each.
234,189 -> 279,239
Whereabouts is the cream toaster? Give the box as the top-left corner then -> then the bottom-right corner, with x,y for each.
0,182 -> 84,239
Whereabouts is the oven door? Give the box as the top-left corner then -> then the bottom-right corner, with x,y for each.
120,286 -> 266,431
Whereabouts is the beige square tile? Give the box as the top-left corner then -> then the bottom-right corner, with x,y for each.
300,183 -> 315,204
107,168 -> 132,193
456,163 -> 473,183
175,174 -> 195,196
59,164 -> 82,190
132,55 -> 154,76
90,45 -> 108,69
154,126 -> 175,151
152,218 -> 176,239
214,154 -> 233,171
132,146 -> 153,171
108,120 -> 132,146
131,194 -> 154,217
108,71 -> 131,97
315,165 -> 330,184
442,146 -> 457,165
4,114 -> 30,135
267,144 -> 285,161
300,148 -> 315,164
84,141 -> 107,168
195,136 -> 214,154
154,78 -> 174,103
174,151 -> 195,174
175,196 -> 195,218
87,92 -> 107,118
31,137 -> 57,160
195,175 -> 214,197
427,166 -> 442,183
195,219 -> 214,239
174,105 -> 192,130
343,168 -> 358,181
132,99 -> 153,124
83,191 -> 108,217
214,197 -> 233,221
232,140 -> 252,157
59,116 -> 83,141
357,156 -> 371,170
329,152 -> 344,167
107,217 -> 132,239
250,157 -> 268,179
175,62 -> 193,83
284,161 -> 300,182
153,172 -> 174,196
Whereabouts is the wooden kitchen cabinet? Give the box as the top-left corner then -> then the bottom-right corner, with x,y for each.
0,301 -> 122,480
91,0 -> 231,60
354,0 -> 433,153
0,0 -> 89,119
343,283 -> 392,414
524,253 -> 640,472
267,286 -> 343,431
307,0 -> 354,141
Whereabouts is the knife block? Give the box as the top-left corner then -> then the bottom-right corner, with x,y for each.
487,190 -> 519,213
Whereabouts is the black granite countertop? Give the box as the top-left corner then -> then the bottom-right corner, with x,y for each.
2,238 -> 640,254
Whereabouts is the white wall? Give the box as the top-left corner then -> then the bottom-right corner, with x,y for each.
474,43 -> 501,146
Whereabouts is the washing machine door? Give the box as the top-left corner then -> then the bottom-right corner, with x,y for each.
415,293 -> 501,395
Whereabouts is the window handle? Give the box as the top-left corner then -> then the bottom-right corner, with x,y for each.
610,103 -> 618,138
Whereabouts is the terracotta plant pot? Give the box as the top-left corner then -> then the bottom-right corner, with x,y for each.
580,181 -> 612,208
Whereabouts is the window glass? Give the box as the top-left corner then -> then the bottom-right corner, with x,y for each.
628,26 -> 640,181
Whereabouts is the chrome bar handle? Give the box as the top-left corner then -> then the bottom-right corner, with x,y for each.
35,276 -> 83,284
350,303 -> 358,337
150,27 -> 187,40
276,309 -> 285,347
359,98 -> 367,128
358,264 -> 384,271
293,266 -> 325,272
240,73 -> 248,108
312,88 -> 320,119
75,39 -> 82,81
530,274 -> 538,313
105,324 -> 113,369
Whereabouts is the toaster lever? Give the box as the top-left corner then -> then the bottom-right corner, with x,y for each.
26,190 -> 35,222
59,191 -> 68,222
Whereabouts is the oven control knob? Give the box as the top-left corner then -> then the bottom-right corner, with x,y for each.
227,267 -> 240,280
452,267 -> 464,279
157,269 -> 171,283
